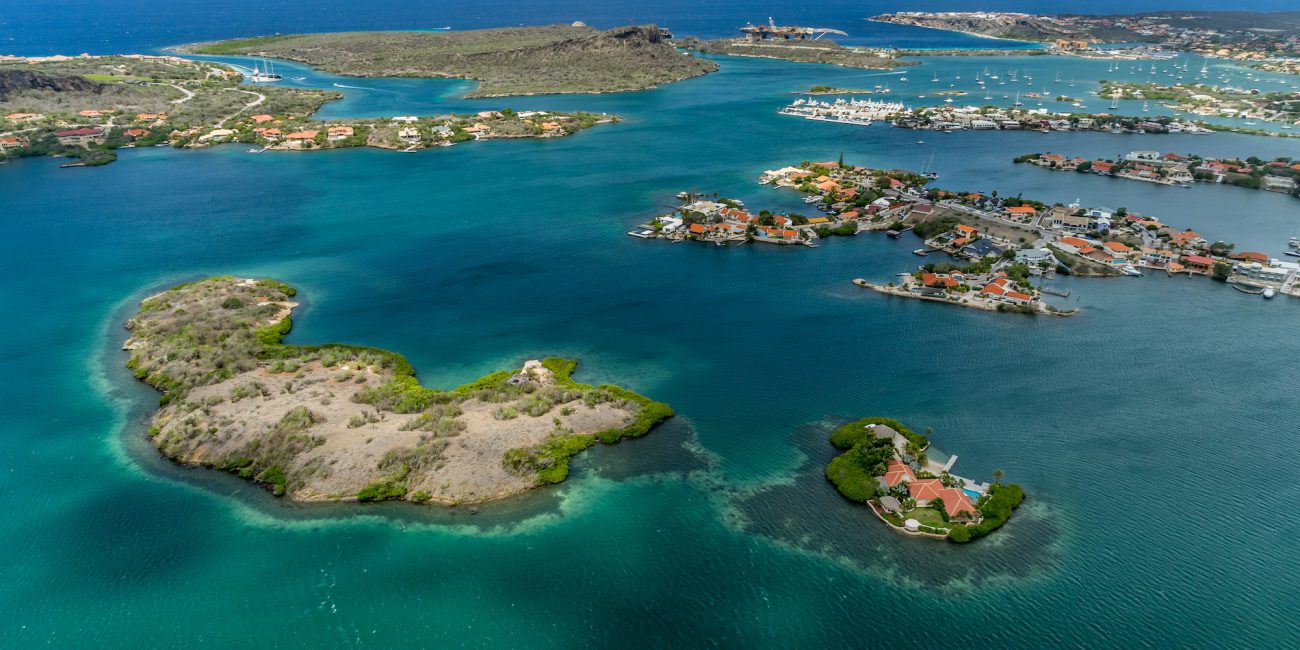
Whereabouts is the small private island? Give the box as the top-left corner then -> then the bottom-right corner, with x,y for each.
183,24 -> 716,97
0,54 -> 616,167
122,277 -> 673,505
825,418 -> 1024,543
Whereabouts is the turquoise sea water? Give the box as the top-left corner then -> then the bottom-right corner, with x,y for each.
3,30 -> 1300,650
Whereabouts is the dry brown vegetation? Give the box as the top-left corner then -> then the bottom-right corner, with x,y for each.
124,277 -> 673,504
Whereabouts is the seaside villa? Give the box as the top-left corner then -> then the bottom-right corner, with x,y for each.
860,422 -> 990,536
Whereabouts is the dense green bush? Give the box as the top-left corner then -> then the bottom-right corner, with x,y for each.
829,417 -> 928,450
949,482 -> 1025,543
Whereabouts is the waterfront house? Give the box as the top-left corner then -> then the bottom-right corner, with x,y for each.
979,278 -> 1032,304
285,130 -> 318,149
1234,262 -> 1291,284
1231,251 -> 1270,264
1005,205 -> 1037,218
198,128 -> 235,143
391,116 -> 418,123
54,127 -> 105,146
921,273 -> 960,289
1169,231 -> 1206,248
882,459 -> 916,487
1054,236 -> 1093,254
1181,254 -> 1216,274
867,423 -> 911,453
1015,248 -> 1054,264
907,479 -> 944,503
327,126 -> 354,141
1140,248 -> 1178,267
1102,241 -> 1134,258
398,127 -> 421,144
963,239 -> 1005,259
1048,207 -> 1091,231
955,224 -> 978,238
0,136 -> 28,151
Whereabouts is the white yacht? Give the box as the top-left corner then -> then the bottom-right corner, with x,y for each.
249,57 -> 282,83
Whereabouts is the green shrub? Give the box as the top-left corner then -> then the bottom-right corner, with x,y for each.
410,490 -> 431,503
356,478 -> 408,502
947,524 -> 971,543
257,466 -> 288,496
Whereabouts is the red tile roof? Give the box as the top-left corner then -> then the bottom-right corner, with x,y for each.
907,479 -> 944,502
882,459 -> 915,487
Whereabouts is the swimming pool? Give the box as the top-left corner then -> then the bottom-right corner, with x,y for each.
963,488 -> 983,500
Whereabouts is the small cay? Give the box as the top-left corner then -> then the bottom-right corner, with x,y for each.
123,277 -> 673,505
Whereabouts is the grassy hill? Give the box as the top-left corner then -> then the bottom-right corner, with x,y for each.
186,25 -> 717,98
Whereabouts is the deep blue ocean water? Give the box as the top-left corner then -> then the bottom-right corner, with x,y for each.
2,3 -> 1300,647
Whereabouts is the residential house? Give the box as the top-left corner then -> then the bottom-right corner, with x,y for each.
285,130 -> 318,148
963,239 -> 1005,259
1015,248 -> 1054,264
398,127 -> 421,144
1180,254 -> 1217,274
1048,206 -> 1091,231
54,127 -> 105,146
327,125 -> 354,141
0,135 -> 28,151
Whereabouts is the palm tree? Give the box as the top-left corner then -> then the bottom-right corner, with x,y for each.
993,468 -> 1005,484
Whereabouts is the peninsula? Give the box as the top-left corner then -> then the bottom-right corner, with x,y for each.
122,277 -> 673,505
0,55 -> 617,167
678,37 -> 908,70
870,11 -> 1300,57
1017,150 -> 1300,195
825,417 -> 1024,543
183,24 -> 717,98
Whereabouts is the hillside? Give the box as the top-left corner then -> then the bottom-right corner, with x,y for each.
871,12 -> 1103,42
185,25 -> 717,98
0,69 -> 105,98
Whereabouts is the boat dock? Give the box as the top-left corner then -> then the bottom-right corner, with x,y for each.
778,97 -> 906,126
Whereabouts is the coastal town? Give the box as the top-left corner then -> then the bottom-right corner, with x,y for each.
870,11 -> 1300,61
825,417 -> 1023,543
0,53 -> 617,167
772,96 -> 1299,138
1099,80 -> 1300,126
1018,149 -> 1300,195
629,155 -> 1300,307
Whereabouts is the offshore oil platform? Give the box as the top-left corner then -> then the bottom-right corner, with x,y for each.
740,17 -> 848,41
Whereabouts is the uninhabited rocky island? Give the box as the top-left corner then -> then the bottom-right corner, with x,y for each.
825,417 -> 1024,543
182,24 -> 716,97
0,54 -> 618,167
122,277 -> 673,505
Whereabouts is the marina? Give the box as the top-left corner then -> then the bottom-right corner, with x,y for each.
778,97 -> 907,126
